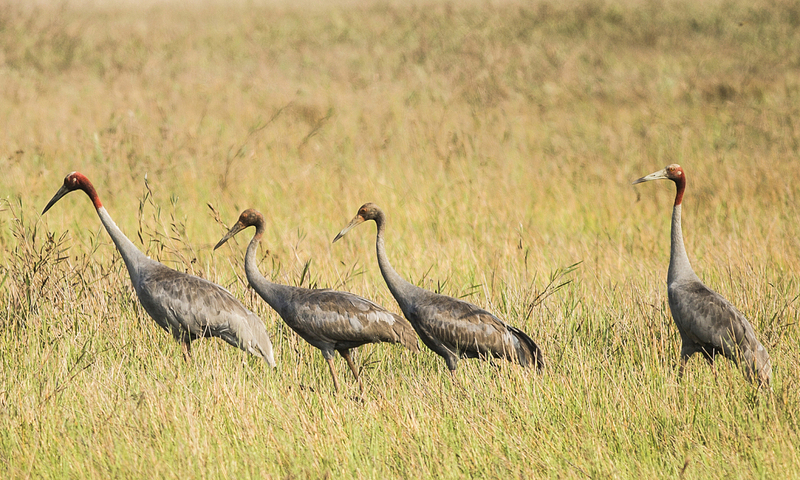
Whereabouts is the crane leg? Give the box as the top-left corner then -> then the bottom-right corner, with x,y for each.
677,356 -> 688,382
326,357 -> 341,393
448,368 -> 468,394
710,360 -> 719,383
339,349 -> 364,394
182,340 -> 192,363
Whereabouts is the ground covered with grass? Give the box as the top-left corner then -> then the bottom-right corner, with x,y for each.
2,0 -> 800,477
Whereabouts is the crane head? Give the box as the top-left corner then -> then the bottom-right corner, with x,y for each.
214,209 -> 264,250
42,171 -> 98,214
632,164 -> 684,185
632,164 -> 686,205
332,202 -> 381,243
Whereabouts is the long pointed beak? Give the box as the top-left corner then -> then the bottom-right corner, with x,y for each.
214,222 -> 247,250
42,185 -> 71,215
332,215 -> 365,243
632,168 -> 669,185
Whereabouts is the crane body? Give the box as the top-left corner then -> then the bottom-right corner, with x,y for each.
215,209 -> 418,392
42,172 -> 275,365
333,203 -> 544,375
633,164 -> 771,387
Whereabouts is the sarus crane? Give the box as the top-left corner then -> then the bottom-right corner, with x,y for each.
333,203 -> 544,377
214,208 -> 419,393
633,164 -> 771,387
42,172 -> 275,365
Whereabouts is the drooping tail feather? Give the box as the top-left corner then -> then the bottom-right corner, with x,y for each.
509,326 -> 544,370
392,313 -> 420,352
236,312 -> 276,367
742,342 -> 772,388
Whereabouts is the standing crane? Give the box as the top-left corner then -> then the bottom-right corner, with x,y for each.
214,209 -> 419,393
333,203 -> 544,377
42,172 -> 275,366
633,164 -> 771,387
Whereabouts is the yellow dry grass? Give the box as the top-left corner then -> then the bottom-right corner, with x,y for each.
1,0 -> 800,477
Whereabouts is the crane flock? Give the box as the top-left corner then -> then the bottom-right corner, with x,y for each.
39,165 -> 774,392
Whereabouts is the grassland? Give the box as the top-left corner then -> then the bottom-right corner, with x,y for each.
2,0 -> 800,477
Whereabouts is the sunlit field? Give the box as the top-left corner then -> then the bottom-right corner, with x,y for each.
2,0 -> 800,477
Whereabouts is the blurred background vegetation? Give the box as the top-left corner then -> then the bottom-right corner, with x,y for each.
1,0 -> 799,477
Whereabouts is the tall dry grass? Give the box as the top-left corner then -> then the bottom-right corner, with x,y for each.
2,0 -> 800,477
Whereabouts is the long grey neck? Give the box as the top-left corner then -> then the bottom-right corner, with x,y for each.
374,216 -> 424,312
96,207 -> 150,288
245,236 -> 291,313
667,204 -> 698,285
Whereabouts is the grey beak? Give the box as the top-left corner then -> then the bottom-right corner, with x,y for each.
42,185 -> 71,215
214,222 -> 247,250
332,215 -> 365,243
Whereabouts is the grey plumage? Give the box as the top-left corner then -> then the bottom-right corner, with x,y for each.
633,164 -> 771,387
214,209 -> 419,393
42,172 -> 275,366
333,203 -> 544,375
